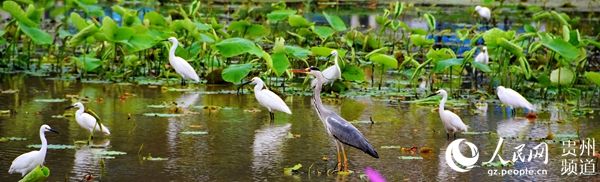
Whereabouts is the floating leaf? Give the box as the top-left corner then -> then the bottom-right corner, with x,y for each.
143,156 -> 169,161
0,137 -> 27,142
398,156 -> 423,160
267,10 -> 297,22
284,163 -> 302,175
461,131 -> 491,135
34,98 -> 68,102
180,131 -> 209,135
311,47 -> 346,57
215,38 -> 262,57
322,11 -> 346,31
92,150 -> 127,155
142,113 -> 185,117
28,144 -> 76,149
380,146 -> 401,149
222,63 -> 254,83
18,21 -> 52,45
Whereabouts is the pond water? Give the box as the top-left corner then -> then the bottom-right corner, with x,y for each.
0,74 -> 599,181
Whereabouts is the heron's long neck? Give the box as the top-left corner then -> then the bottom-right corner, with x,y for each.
39,129 -> 48,162
76,106 -> 85,116
312,73 -> 328,116
333,56 -> 341,77
439,93 -> 447,112
169,41 -> 178,61
254,81 -> 263,95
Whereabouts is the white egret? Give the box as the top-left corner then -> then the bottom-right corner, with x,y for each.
475,6 -> 491,21
472,46 -> 489,76
427,89 -> 468,139
165,37 -> 200,86
9,124 -> 59,177
242,77 -> 292,121
311,50 -> 342,87
65,102 -> 111,137
496,86 -> 535,117
294,67 -> 379,173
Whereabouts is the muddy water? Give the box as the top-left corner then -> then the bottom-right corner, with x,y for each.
0,74 -> 599,181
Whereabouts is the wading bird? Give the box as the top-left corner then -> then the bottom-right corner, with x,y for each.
9,124 -> 59,177
496,86 -> 535,117
293,67 -> 379,173
165,37 -> 200,86
311,50 -> 342,87
472,46 -> 489,76
66,102 -> 111,138
475,5 -> 491,21
427,89 -> 468,139
242,77 -> 292,122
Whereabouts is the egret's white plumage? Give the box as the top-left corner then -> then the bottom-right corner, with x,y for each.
429,89 -> 468,139
245,77 -> 291,121
67,102 -> 110,135
166,37 -> 200,86
475,5 -> 491,20
472,46 -> 489,75
311,50 -> 341,87
9,124 -> 59,177
496,86 -> 535,115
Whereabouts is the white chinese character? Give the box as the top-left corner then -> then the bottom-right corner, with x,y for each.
561,159 -> 579,175
580,159 -> 596,175
562,140 -> 577,157
532,142 -> 548,164
579,138 -> 595,157
512,144 -> 528,163
483,138 -> 511,166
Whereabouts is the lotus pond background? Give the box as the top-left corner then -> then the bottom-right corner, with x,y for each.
1,0 -> 600,181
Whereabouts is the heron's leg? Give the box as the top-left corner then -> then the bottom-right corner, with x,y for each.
335,141 -> 342,172
269,112 -> 274,122
454,133 -> 457,139
446,133 -> 450,140
341,143 -> 348,172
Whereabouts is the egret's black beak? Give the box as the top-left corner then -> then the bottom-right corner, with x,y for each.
162,39 -> 169,41
326,54 -> 333,60
426,93 -> 438,98
49,128 -> 60,134
65,105 -> 74,110
242,80 -> 252,86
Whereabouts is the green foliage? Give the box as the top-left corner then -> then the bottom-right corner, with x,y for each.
222,63 -> 255,83
322,11 -> 346,32
267,10 -> 297,22
550,67 -> 575,86
370,54 -> 398,68
433,58 -> 463,73
584,72 -> 600,87
18,21 -> 52,45
216,38 -> 263,57
19,166 -> 49,182
3,1 -> 37,27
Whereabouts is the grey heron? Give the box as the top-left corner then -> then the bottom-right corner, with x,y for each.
293,67 -> 379,173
